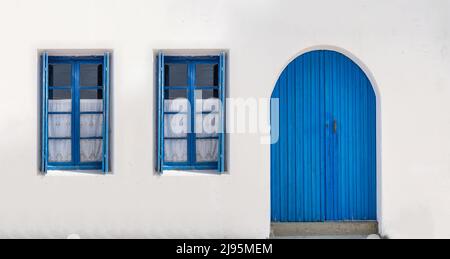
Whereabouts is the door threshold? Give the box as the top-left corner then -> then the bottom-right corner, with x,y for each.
271,222 -> 378,238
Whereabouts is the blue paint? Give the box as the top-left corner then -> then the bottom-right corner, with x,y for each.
271,50 -> 376,222
157,52 -> 165,172
41,52 -> 49,173
41,55 -> 110,172
103,52 -> 110,173
157,55 -> 226,172
218,52 -> 226,173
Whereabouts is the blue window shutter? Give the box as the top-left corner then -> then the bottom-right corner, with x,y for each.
102,52 -> 111,173
218,52 -> 226,173
157,52 -> 165,172
41,52 -> 49,173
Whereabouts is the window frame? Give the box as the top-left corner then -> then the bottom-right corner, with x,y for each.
157,54 -> 226,173
41,53 -> 111,173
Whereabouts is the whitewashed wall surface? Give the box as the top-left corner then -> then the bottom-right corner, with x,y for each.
0,0 -> 449,238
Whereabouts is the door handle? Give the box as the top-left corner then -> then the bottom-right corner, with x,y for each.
333,120 -> 337,134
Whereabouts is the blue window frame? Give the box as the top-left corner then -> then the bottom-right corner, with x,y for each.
40,53 -> 111,173
156,53 -> 226,172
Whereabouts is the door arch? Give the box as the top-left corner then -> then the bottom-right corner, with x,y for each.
271,50 -> 377,222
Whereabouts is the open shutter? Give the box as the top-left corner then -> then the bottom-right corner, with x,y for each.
156,52 -> 165,172
218,53 -> 226,173
102,52 -> 111,173
41,52 -> 49,173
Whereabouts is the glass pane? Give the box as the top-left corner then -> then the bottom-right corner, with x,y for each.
80,89 -> 103,99
164,98 -> 189,113
196,139 -> 218,162
196,64 -> 218,86
49,89 -> 71,99
80,114 -> 103,138
195,98 -> 220,113
80,64 -> 103,86
164,114 -> 188,138
164,139 -> 188,162
48,114 -> 71,138
49,139 -> 72,162
49,89 -> 72,112
80,139 -> 103,162
79,89 -> 103,112
164,89 -> 188,100
195,89 -> 219,100
49,64 -> 72,86
80,100 -> 103,113
165,64 -> 188,86
195,113 -> 219,137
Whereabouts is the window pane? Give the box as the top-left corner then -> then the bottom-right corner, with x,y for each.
80,89 -> 103,99
79,89 -> 103,113
80,114 -> 103,138
164,139 -> 188,162
195,97 -> 220,113
49,89 -> 71,99
48,114 -> 71,138
80,139 -> 103,162
196,139 -> 218,162
165,64 -> 188,86
49,89 -> 72,112
164,89 -> 188,100
164,98 -> 189,113
49,64 -> 72,86
49,139 -> 72,162
196,64 -> 218,86
80,64 -> 103,86
164,114 -> 188,138
195,113 -> 219,137
195,89 -> 219,100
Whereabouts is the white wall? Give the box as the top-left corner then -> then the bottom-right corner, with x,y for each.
0,0 -> 449,238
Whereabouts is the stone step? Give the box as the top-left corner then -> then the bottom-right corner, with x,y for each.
271,222 -> 378,237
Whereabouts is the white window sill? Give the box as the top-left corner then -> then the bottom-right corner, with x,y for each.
161,170 -> 224,176
45,170 -> 107,177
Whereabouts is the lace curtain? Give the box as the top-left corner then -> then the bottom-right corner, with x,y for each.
164,98 -> 219,163
48,99 -> 103,163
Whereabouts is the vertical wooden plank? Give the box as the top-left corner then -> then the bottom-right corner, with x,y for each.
279,70 -> 288,221
370,82 -> 377,220
287,59 -> 296,221
310,51 -> 317,221
324,51 -> 332,220
303,53 -> 310,221
361,68 -> 368,219
295,57 -> 304,221
319,51 -> 326,221
332,51 -> 339,220
270,82 -> 280,221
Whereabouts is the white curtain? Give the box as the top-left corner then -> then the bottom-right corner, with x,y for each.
164,139 -> 188,162
48,99 -> 103,163
80,114 -> 103,138
81,99 -> 103,112
164,98 -> 220,163
49,139 -> 71,162
196,139 -> 218,162
80,140 -> 103,162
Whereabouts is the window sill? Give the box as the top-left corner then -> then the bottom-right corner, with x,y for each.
161,170 -> 224,176
45,170 -> 107,176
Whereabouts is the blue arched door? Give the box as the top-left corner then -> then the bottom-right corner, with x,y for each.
271,50 -> 376,222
